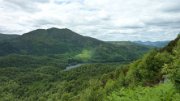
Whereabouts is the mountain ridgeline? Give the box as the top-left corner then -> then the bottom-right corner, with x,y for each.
0,33 -> 19,41
0,28 -> 103,55
0,28 -> 179,101
0,28 -> 150,65
134,41 -> 169,48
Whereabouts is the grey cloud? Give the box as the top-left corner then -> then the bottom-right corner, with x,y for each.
14,18 -> 63,32
81,8 -> 98,12
5,0 -> 49,5
54,0 -> 84,4
0,0 -> 180,41
120,25 -> 144,29
100,24 -> 144,31
100,31 -> 176,41
0,26 -> 22,34
97,32 -> 142,41
34,19 -> 62,27
164,7 -> 180,13
4,0 -> 49,12
162,2 -> 180,13
145,18 -> 180,28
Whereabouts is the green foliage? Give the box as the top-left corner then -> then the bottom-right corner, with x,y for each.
0,28 -> 150,63
125,35 -> 180,93
0,28 -> 152,101
74,49 -> 92,62
100,34 -> 180,101
0,63 -> 120,101
0,33 -> 19,42
0,54 -> 67,69
0,30 -> 180,101
106,82 -> 180,101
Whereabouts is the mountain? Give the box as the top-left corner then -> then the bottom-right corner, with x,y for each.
108,41 -> 139,45
0,28 -> 150,64
134,41 -> 169,48
108,41 -> 151,48
0,33 -> 19,41
89,34 -> 180,100
0,34 -> 179,101
0,28 -> 103,55
126,34 -> 180,86
161,34 -> 180,53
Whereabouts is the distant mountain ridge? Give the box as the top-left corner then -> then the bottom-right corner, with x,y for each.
0,33 -> 19,41
134,41 -> 169,48
108,41 -> 150,47
0,28 -> 150,63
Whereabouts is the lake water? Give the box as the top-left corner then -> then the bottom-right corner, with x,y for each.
64,62 -> 124,71
65,64 -> 84,71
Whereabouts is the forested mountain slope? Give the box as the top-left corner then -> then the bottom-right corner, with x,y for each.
0,28 -> 150,67
104,34 -> 180,101
0,33 -> 19,41
0,33 -> 179,100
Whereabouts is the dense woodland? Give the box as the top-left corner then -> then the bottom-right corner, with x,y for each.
0,28 -> 179,101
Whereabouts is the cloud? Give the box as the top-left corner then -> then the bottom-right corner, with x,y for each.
164,6 -> 180,13
145,17 -> 180,28
0,25 -> 23,34
0,0 -> 180,41
161,1 -> 180,13
54,0 -> 84,4
3,0 -> 49,12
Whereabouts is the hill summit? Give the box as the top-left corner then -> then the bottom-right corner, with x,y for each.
0,28 -> 150,63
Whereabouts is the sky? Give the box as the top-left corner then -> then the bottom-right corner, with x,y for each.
0,0 -> 180,41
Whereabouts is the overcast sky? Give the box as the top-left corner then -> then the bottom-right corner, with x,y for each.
0,0 -> 180,41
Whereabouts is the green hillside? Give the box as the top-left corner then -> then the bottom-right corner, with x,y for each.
0,28 -> 179,101
0,28 -> 150,67
0,33 -> 19,41
0,32 -> 179,100
73,34 -> 180,101
0,28 -> 103,55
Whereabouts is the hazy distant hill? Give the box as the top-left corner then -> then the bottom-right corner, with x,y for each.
0,33 -> 19,41
108,41 -> 151,47
134,41 -> 169,48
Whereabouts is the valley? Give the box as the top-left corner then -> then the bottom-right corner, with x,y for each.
0,0 -> 180,100
0,28 -> 179,101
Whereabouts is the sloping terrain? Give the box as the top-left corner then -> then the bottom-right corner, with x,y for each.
0,33 -> 19,41
0,32 -> 179,101
0,28 -> 150,66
